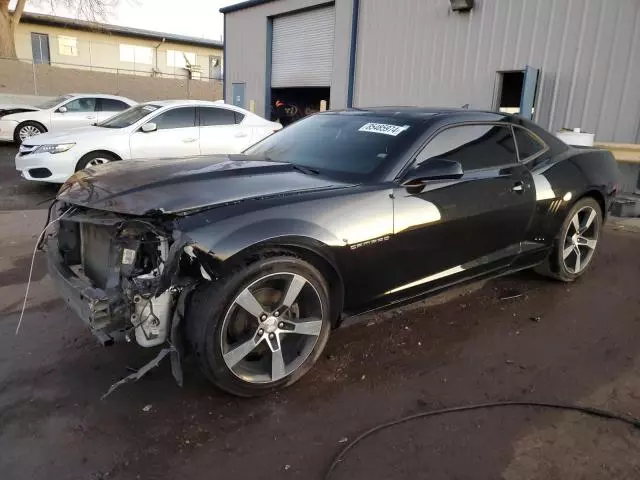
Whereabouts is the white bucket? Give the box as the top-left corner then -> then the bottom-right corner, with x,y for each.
555,128 -> 595,147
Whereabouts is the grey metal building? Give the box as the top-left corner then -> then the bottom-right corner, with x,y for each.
221,0 -> 640,147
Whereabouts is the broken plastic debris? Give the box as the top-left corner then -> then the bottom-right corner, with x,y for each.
499,289 -> 523,301
102,347 -> 174,400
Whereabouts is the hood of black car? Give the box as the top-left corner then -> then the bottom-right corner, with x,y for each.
57,155 -> 353,215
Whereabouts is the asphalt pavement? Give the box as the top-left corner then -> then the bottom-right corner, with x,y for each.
1,142 -> 640,480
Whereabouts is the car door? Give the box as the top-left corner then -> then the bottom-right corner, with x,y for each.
198,107 -> 253,154
96,98 -> 131,123
386,123 -> 535,300
129,106 -> 199,159
50,97 -> 98,130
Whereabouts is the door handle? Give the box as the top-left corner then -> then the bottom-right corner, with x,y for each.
234,132 -> 248,138
183,138 -> 197,143
86,115 -> 96,119
512,181 -> 525,193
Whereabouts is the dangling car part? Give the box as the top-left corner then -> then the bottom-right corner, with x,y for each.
46,108 -> 620,397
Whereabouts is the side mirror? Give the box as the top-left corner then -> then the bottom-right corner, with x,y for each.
141,122 -> 157,133
402,159 -> 464,187
58,106 -> 68,113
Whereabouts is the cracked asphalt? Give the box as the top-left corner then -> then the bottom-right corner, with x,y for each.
1,143 -> 640,480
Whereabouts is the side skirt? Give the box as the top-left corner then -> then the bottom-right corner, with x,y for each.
339,260 -> 544,328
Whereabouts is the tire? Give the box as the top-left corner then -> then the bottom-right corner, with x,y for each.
186,252 -> 332,397
14,121 -> 46,144
75,151 -> 119,171
536,197 -> 603,282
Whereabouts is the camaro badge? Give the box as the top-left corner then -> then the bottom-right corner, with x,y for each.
350,236 -> 390,250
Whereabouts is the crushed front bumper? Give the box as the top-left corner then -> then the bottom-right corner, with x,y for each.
47,239 -> 127,345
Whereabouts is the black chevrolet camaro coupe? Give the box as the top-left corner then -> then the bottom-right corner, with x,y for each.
48,108 -> 619,396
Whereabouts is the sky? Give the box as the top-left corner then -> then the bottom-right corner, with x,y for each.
11,0 -> 245,40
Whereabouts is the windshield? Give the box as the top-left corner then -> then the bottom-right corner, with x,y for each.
97,104 -> 160,128
245,113 -> 424,181
36,95 -> 73,109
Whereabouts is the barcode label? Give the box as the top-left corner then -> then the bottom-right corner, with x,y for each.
359,123 -> 410,136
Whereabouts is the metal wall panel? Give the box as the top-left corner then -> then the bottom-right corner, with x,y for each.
224,0 -> 353,117
272,6 -> 336,87
354,0 -> 640,143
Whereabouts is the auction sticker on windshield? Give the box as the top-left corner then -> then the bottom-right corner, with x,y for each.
359,123 -> 410,136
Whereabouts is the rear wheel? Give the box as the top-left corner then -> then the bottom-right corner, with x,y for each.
75,151 -> 118,171
14,121 -> 46,144
537,197 -> 602,282
187,253 -> 332,397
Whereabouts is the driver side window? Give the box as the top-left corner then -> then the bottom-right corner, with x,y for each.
416,124 -> 518,171
152,107 -> 196,130
62,97 -> 97,112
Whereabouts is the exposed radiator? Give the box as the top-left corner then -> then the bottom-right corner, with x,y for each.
81,223 -> 119,289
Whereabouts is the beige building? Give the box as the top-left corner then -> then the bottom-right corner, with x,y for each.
13,12 -> 223,82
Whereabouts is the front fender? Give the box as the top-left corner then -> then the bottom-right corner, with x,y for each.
184,218 -> 342,262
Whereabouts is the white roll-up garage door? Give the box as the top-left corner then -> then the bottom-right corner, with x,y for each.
271,6 -> 335,88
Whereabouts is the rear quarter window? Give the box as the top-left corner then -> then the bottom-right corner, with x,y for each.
513,126 -> 547,160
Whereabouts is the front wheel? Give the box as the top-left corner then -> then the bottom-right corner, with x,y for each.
186,253 -> 332,397
75,151 -> 118,171
537,197 -> 602,282
14,121 -> 46,144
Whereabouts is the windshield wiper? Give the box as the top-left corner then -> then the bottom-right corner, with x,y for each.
292,164 -> 320,175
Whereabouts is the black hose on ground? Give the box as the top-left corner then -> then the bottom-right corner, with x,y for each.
325,400 -> 640,480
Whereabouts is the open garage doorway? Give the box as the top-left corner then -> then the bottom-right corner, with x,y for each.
270,87 -> 330,126
268,5 -> 334,126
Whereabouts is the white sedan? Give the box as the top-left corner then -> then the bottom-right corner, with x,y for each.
15,100 -> 283,183
0,93 -> 136,143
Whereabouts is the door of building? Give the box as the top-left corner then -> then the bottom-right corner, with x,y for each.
231,83 -> 246,109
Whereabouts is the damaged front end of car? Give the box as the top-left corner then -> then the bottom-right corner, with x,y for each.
45,202 -> 220,389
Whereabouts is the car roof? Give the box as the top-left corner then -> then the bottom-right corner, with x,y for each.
326,106 -> 509,121
143,99 -> 252,112
69,93 -> 135,102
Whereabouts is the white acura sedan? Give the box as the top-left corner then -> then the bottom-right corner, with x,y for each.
0,93 -> 136,143
15,100 -> 282,184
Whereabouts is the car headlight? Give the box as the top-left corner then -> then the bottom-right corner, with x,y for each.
35,143 -> 75,154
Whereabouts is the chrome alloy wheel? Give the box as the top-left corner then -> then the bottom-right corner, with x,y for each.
87,157 -> 111,167
562,206 -> 599,274
19,125 -> 42,141
220,272 -> 324,384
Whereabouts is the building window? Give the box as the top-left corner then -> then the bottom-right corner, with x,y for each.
209,55 -> 222,80
58,35 -> 78,56
31,32 -> 50,64
120,43 -> 153,65
119,44 -> 153,65
166,50 -> 197,69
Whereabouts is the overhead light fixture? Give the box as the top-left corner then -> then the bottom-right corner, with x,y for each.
450,0 -> 474,12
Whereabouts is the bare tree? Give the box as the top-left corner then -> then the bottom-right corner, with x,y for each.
0,0 -> 118,58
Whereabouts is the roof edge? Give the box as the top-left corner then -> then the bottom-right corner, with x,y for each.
18,11 -> 223,49
220,0 -> 279,14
